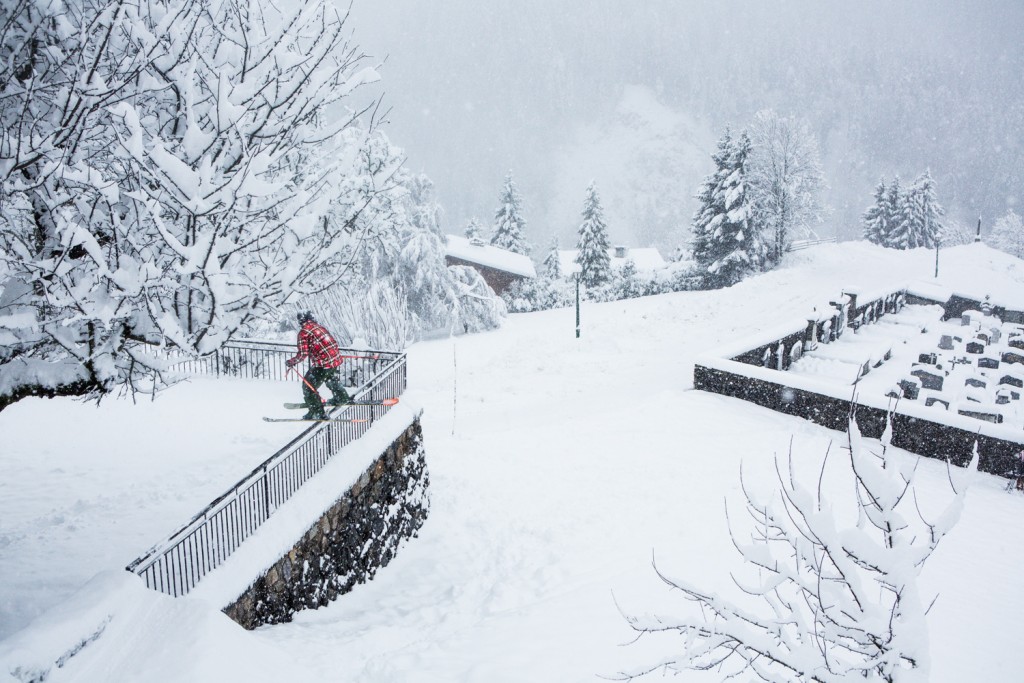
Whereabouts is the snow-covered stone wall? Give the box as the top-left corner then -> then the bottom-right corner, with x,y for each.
222,419 -> 429,629
694,288 -> 1024,478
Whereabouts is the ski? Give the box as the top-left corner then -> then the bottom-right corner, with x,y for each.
263,416 -> 370,424
282,398 -> 399,410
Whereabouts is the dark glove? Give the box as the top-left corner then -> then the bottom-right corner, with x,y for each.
286,358 -> 298,368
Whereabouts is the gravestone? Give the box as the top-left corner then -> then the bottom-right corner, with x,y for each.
918,352 -> 937,365
966,341 -> 985,354
1002,351 -> 1024,365
938,335 -> 954,350
978,357 -> 1000,370
897,378 -> 920,400
911,368 -> 944,391
965,377 -> 987,389
1000,374 -> 1024,389
925,396 -> 949,409
1010,338 -> 1024,351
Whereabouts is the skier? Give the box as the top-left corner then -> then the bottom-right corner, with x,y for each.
285,311 -> 353,420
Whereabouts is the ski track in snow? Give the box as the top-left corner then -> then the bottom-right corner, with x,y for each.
2,242 -> 1024,682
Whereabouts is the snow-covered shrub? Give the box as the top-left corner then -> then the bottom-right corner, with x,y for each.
621,419 -> 973,682
448,266 -> 507,333
294,173 -> 505,344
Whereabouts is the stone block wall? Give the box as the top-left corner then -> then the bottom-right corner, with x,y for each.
694,363 -> 1022,477
223,419 -> 429,630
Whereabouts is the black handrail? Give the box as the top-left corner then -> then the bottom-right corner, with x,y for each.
127,340 -> 407,597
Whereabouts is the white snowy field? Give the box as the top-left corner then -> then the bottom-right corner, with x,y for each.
2,242 -> 1024,682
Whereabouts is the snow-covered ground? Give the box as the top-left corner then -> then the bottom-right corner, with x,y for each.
2,242 -> 1024,682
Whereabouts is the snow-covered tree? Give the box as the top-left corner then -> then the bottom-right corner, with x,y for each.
621,420 -> 972,682
304,172 -> 505,345
875,172 -> 944,250
988,210 -> 1024,258
862,179 -> 893,245
0,0 -> 396,411
490,170 -> 531,255
691,129 -> 763,288
542,236 -> 563,280
885,176 -> 910,249
748,110 -> 826,265
464,217 -> 484,241
575,182 -> 613,288
901,171 -> 944,249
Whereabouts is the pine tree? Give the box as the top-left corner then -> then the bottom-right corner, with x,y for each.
691,129 -> 762,288
464,217 -> 484,241
575,182 -> 613,288
886,176 -> 909,249
542,236 -> 563,280
861,179 -> 891,245
903,170 -> 944,248
490,170 -> 530,255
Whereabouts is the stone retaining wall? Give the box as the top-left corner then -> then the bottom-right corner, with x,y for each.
694,361 -> 1023,478
223,419 -> 429,629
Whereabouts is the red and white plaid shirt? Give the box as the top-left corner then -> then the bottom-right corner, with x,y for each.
289,321 -> 344,369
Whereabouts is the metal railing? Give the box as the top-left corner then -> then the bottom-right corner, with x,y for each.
787,237 -> 838,252
166,338 -> 403,386
127,341 -> 407,597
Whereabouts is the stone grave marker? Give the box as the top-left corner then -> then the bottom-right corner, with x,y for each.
897,378 -> 920,400
918,352 -> 937,365
938,335 -> 954,350
924,395 -> 949,410
966,340 -> 986,354
911,367 -> 944,391
1002,350 -> 1024,365
1000,374 -> 1024,389
978,356 -> 1000,370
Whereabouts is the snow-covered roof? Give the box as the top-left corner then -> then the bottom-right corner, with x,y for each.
557,246 -> 666,275
444,234 -> 536,279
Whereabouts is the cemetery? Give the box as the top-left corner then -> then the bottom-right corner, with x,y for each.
789,300 -> 1024,429
694,288 -> 1024,478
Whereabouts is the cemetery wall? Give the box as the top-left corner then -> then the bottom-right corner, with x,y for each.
694,288 -> 1024,479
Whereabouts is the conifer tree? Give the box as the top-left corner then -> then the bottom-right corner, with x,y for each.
575,182 -> 613,288
903,170 -> 944,249
861,179 -> 891,246
691,129 -> 762,288
491,170 -> 530,255
886,176 -> 909,249
542,236 -> 563,280
464,217 -> 484,240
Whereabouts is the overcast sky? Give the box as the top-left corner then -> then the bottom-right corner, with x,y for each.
346,0 -> 1024,251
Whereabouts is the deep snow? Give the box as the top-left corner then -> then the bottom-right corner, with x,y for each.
2,242 -> 1024,682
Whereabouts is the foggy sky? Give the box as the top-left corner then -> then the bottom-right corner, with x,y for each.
346,0 -> 1024,251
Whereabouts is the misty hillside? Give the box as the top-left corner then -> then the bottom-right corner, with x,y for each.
349,0 -> 1023,249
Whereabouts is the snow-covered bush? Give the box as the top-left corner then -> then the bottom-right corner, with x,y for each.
620,419 -> 973,682
987,210 -> 1024,259
0,0 -> 395,409
295,173 -> 505,345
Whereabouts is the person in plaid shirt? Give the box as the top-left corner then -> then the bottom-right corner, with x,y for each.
285,311 -> 353,419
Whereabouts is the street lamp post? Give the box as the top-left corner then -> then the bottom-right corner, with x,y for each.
575,273 -> 581,339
